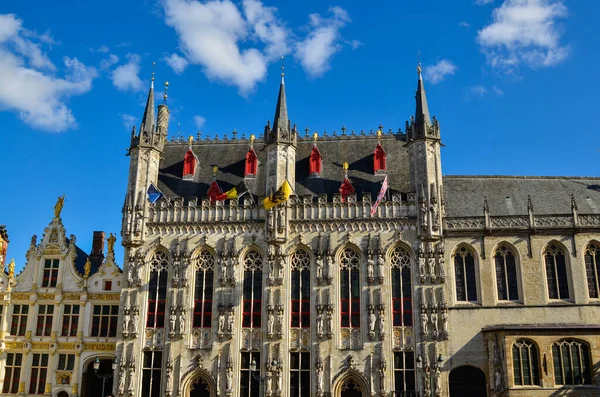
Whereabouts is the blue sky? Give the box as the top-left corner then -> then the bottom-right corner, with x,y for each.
1,0 -> 598,271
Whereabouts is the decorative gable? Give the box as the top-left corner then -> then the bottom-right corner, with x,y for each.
309,145 -> 322,176
374,143 -> 386,173
183,148 -> 198,179
206,181 -> 223,204
339,178 -> 355,202
245,148 -> 259,177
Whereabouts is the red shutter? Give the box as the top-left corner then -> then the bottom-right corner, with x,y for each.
374,144 -> 386,173
183,149 -> 196,177
309,146 -> 322,176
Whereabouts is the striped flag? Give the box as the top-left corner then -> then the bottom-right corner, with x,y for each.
370,175 -> 389,215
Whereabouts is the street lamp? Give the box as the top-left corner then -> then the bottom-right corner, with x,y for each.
93,357 -> 118,397
250,357 -> 278,397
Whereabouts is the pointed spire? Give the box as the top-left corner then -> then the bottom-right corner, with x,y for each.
271,68 -> 289,139
415,62 -> 432,128
141,63 -> 156,134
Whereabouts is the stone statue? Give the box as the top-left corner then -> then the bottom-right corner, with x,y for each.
84,258 -> 91,278
427,251 -> 436,279
420,199 -> 428,230
269,255 -> 276,281
316,361 -> 324,392
431,202 -> 440,230
169,309 -> 177,332
267,312 -> 275,335
179,310 -> 186,334
227,311 -> 234,334
123,308 -> 131,334
325,311 -> 333,335
226,366 -> 233,391
275,368 -> 282,391
434,366 -> 442,396
220,258 -> 228,281
430,311 -> 439,337
127,260 -> 134,285
265,372 -> 272,393
378,310 -> 385,336
54,196 -> 65,218
165,368 -> 173,393
118,367 -> 126,392
132,307 -> 139,334
277,256 -> 284,280
218,312 -> 225,335
107,233 -> 116,253
367,257 -> 374,279
441,307 -> 448,335
135,262 -> 143,284
421,309 -> 428,338
368,310 -> 376,333
377,254 -> 385,281
418,251 -> 426,280
423,367 -> 431,396
277,311 -> 284,334
227,257 -> 236,282
379,366 -> 386,391
173,263 -> 180,284
316,313 -> 324,336
127,366 -> 135,391
316,256 -> 323,280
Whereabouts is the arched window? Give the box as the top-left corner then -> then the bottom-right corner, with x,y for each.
390,245 -> 412,326
544,243 -> 569,300
245,148 -> 258,177
512,340 -> 540,386
290,249 -> 311,328
340,247 -> 360,328
374,143 -> 386,173
242,249 -> 263,328
552,339 -> 592,385
584,242 -> 600,298
193,249 -> 215,328
494,245 -> 519,301
454,246 -> 477,302
147,251 -> 168,328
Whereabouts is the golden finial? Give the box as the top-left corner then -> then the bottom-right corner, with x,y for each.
164,81 -> 169,103
343,162 -> 349,171
417,50 -> 422,76
54,195 -> 65,218
188,135 -> 194,145
212,165 -> 219,176
377,129 -> 382,140
313,131 -> 318,143
250,134 -> 255,145
8,259 -> 15,279
84,258 -> 91,278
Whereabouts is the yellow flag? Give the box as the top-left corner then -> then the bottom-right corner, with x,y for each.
263,180 -> 292,210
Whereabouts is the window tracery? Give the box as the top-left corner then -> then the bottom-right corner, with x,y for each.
193,249 -> 215,328
391,245 -> 412,326
512,340 -> 540,386
494,245 -> 519,301
147,250 -> 168,328
242,249 -> 263,328
340,247 -> 360,328
291,248 -> 311,328
552,339 -> 592,385
453,246 -> 477,302
584,242 -> 600,298
544,243 -> 569,300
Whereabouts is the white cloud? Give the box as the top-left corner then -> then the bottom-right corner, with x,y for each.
475,0 -> 495,5
111,53 -> 144,92
91,45 -> 110,53
295,7 -> 351,78
424,59 -> 457,84
163,0 -> 289,93
164,53 -> 188,74
477,0 -> 569,70
120,113 -> 137,130
0,14 -> 96,132
459,21 -> 470,28
493,85 -> 504,95
470,85 -> 488,96
100,54 -> 119,70
193,115 -> 206,129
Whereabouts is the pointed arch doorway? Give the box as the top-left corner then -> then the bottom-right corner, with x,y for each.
189,377 -> 212,397
340,378 -> 363,397
183,372 -> 215,397
449,366 -> 487,397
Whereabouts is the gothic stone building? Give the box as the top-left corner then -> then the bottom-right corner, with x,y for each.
116,69 -> 600,397
0,214 -> 123,397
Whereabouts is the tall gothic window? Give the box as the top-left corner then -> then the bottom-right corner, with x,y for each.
42,259 -> 59,288
141,351 -> 162,397
584,242 -> 600,298
290,248 -> 311,328
29,354 -> 48,394
454,246 -> 477,302
240,352 -> 260,397
193,249 -> 215,328
552,339 -> 592,385
544,243 -> 569,300
147,250 -> 168,328
394,352 -> 416,393
390,245 -> 412,326
512,340 -> 540,386
340,247 -> 361,328
495,245 -> 519,301
242,249 -> 263,328
290,352 -> 310,397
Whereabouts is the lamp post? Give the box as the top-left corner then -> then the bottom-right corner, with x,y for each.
416,354 -> 444,397
250,357 -> 278,397
93,357 -> 118,397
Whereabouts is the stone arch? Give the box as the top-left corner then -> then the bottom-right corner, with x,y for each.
335,243 -> 363,263
490,241 -> 522,302
190,244 -> 218,261
332,369 -> 370,397
450,243 -> 480,303
541,240 -> 572,301
449,365 -> 487,397
386,242 -> 413,267
181,369 -> 216,397
55,390 -> 69,397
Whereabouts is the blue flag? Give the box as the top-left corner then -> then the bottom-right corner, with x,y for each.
147,183 -> 164,204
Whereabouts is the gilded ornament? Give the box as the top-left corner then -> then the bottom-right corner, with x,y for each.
18,382 -> 25,393
56,372 -> 71,385
4,342 -> 19,349
38,293 -> 55,300
83,342 -> 116,351
31,342 -> 50,350
87,293 -> 120,301
107,233 -> 116,253
54,196 -> 65,218
45,383 -> 52,393
58,342 -> 76,350
7,259 -> 15,279
84,258 -> 91,278
63,293 -> 81,301
72,383 -> 78,394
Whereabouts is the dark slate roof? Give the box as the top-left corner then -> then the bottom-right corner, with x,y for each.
444,176 -> 600,217
157,134 -> 410,201
65,237 -> 99,277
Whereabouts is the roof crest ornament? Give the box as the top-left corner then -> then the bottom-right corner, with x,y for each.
163,81 -> 169,104
151,61 -> 155,88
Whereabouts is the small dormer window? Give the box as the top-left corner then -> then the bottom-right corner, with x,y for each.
309,146 -> 322,176
339,178 -> 355,202
245,148 -> 258,177
206,181 -> 222,205
183,149 -> 197,179
42,259 -> 59,288
374,143 -> 386,173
